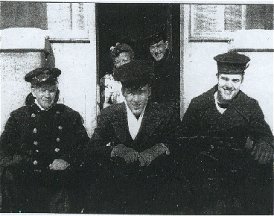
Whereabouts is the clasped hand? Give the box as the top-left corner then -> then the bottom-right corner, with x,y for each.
111,143 -> 170,167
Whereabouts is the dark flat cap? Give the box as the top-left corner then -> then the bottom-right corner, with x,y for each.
214,51 -> 250,74
25,67 -> 61,85
143,24 -> 167,46
113,60 -> 154,84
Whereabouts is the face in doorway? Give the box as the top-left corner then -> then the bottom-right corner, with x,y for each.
122,84 -> 151,118
149,40 -> 168,62
31,83 -> 58,110
217,73 -> 243,104
114,52 -> 132,68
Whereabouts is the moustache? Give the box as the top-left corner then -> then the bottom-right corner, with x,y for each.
223,87 -> 234,91
153,52 -> 162,56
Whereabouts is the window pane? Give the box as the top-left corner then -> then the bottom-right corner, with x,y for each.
246,4 -> 273,30
224,5 -> 242,31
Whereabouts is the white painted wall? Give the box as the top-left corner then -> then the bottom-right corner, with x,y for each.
0,52 -> 44,133
52,42 -> 97,137
0,28 -> 48,133
47,3 -> 97,137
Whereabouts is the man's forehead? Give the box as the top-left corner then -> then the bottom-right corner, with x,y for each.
34,83 -> 57,89
150,40 -> 165,47
219,74 -> 243,79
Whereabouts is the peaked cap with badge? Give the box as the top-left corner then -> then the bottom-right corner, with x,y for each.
25,67 -> 61,86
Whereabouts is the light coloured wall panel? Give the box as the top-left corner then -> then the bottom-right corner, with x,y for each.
51,42 -> 97,137
0,52 -> 44,133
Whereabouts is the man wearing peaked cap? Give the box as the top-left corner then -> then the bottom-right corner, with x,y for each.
0,67 -> 89,213
179,51 -> 273,214
143,24 -> 180,105
85,60 -> 185,214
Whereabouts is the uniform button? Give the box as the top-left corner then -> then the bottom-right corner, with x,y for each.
35,149 -> 39,153
33,160 -> 38,165
31,113 -> 36,118
55,148 -> 60,152
58,125 -> 63,130
33,141 -> 38,145
210,145 -> 214,149
56,137 -> 61,142
33,128 -> 37,134
56,111 -> 60,114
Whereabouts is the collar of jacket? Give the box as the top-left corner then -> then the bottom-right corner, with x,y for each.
112,101 -> 167,146
25,93 -> 64,114
202,85 -> 249,122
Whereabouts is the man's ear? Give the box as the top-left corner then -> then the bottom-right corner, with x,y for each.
148,86 -> 152,97
121,87 -> 126,97
241,75 -> 244,83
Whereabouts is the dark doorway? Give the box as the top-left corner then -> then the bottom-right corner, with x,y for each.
96,3 -> 180,80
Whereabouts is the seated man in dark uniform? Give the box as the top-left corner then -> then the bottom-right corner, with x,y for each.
0,68 -> 89,213
85,60 -> 187,214
179,51 -> 273,214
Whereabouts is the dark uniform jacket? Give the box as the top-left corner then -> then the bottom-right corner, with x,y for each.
180,85 -> 273,169
181,85 -> 273,142
88,101 -> 180,176
151,55 -> 180,105
0,93 -> 89,212
0,93 -> 89,171
85,101 -> 181,213
179,85 -> 273,214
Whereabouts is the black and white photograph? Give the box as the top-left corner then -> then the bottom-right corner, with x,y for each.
0,1 -> 273,214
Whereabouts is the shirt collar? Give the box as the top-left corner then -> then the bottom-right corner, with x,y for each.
34,99 -> 45,111
125,102 -> 147,120
34,99 -> 55,111
214,92 -> 227,114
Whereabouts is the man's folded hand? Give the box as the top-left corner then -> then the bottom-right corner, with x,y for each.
111,144 -> 139,164
138,143 -> 170,167
250,140 -> 274,164
49,159 -> 70,170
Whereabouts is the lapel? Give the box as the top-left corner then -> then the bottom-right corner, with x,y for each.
200,86 -> 219,120
112,103 -> 133,144
133,102 -> 163,146
208,90 -> 249,131
223,91 -> 250,125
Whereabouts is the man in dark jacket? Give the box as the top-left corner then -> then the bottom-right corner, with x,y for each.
144,27 -> 180,105
180,51 -> 273,214
0,68 -> 89,213
85,60 -> 187,214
